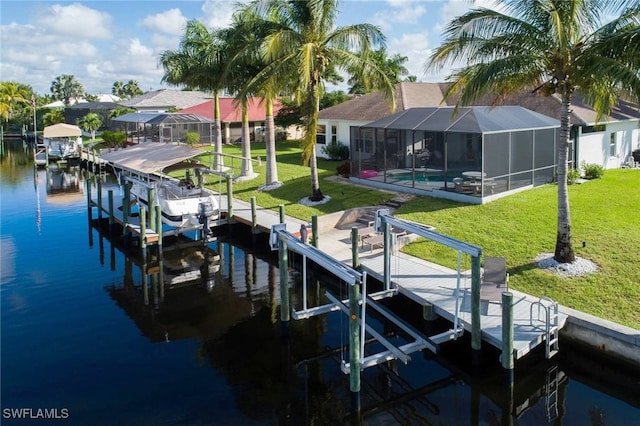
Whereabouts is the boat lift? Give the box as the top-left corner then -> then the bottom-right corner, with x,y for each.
269,223 -> 465,376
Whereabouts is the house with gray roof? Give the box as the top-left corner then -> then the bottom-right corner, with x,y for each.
318,82 -> 640,171
120,89 -> 212,113
317,82 -> 639,203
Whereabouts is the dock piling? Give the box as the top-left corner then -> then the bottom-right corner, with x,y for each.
502,291 -> 514,386
96,178 -> 103,220
311,216 -> 318,248
278,238 -> 290,334
148,188 -> 156,232
86,178 -> 92,221
155,205 -> 162,248
108,190 -> 114,232
471,255 -> 482,358
349,227 -> 362,414
226,179 -> 233,226
140,205 -> 147,250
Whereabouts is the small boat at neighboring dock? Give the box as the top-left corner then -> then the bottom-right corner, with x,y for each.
100,143 -> 219,231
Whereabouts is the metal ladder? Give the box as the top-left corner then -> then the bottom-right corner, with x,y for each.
545,365 -> 559,421
530,296 -> 560,358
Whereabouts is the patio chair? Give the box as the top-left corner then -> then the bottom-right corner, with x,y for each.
480,256 -> 509,302
452,177 -> 464,193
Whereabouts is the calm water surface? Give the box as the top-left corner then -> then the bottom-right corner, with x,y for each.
1,142 -> 639,425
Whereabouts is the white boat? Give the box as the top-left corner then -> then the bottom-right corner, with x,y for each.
100,143 -> 220,230
46,139 -> 80,160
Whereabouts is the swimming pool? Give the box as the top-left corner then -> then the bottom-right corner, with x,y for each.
388,172 -> 454,183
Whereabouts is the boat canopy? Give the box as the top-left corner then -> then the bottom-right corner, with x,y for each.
43,123 -> 82,138
100,143 -> 206,174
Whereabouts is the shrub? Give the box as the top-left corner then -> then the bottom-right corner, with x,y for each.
184,131 -> 200,146
567,168 -> 581,184
336,161 -> 351,177
321,140 -> 349,161
582,162 -> 604,179
101,130 -> 127,148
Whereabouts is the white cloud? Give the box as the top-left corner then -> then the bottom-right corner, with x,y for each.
371,0 -> 428,32
388,32 -> 431,81
138,8 -> 188,36
34,3 -> 112,40
201,0 -> 250,29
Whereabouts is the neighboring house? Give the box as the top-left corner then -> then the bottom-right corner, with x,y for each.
112,112 -> 214,145
120,89 -> 212,113
180,97 -> 288,144
43,94 -> 121,108
318,82 -> 640,169
65,102 -> 121,131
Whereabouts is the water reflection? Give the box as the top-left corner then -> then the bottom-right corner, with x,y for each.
1,139 -> 637,425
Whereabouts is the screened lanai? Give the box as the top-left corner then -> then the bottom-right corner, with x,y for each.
113,112 -> 214,145
350,106 -> 564,202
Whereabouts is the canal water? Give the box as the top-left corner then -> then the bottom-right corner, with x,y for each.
1,141 -> 639,425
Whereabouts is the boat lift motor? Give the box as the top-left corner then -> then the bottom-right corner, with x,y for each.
198,201 -> 216,234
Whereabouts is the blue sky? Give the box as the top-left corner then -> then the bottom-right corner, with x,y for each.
0,0 -> 489,96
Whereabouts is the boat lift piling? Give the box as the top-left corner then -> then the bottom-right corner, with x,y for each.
374,209 -> 483,362
108,189 -> 114,235
270,224 -> 447,418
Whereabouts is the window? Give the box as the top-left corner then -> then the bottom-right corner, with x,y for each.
316,124 -> 326,145
331,125 -> 337,144
610,133 -> 617,157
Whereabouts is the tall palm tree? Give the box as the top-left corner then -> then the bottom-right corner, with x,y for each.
245,0 -> 396,201
426,0 -> 640,263
219,16 -> 260,181
160,20 -> 228,171
226,7 -> 284,186
50,74 -> 84,106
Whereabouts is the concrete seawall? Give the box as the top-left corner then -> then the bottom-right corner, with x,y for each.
560,306 -> 640,369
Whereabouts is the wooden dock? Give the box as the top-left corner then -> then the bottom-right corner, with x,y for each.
85,172 -> 562,360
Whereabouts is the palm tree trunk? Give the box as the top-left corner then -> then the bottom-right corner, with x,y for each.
554,89 -> 575,263
309,82 -> 323,201
213,92 -> 224,171
265,97 -> 278,185
240,99 -> 253,178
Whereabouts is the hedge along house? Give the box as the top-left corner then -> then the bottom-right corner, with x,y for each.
352,106 -> 561,203
112,112 -> 214,145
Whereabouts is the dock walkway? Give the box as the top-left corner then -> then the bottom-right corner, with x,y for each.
88,177 -> 563,359
317,227 -> 567,359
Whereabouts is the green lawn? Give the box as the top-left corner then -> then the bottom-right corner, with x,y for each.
200,141 -> 640,329
199,140 -> 394,218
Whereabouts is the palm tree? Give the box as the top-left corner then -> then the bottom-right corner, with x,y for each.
426,0 -> 640,263
79,112 -> 103,141
160,20 -> 227,171
245,0 -> 396,201
42,109 -> 65,127
123,80 -> 143,99
50,74 -> 85,106
0,81 -> 29,123
112,81 -> 124,98
348,47 -> 412,94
